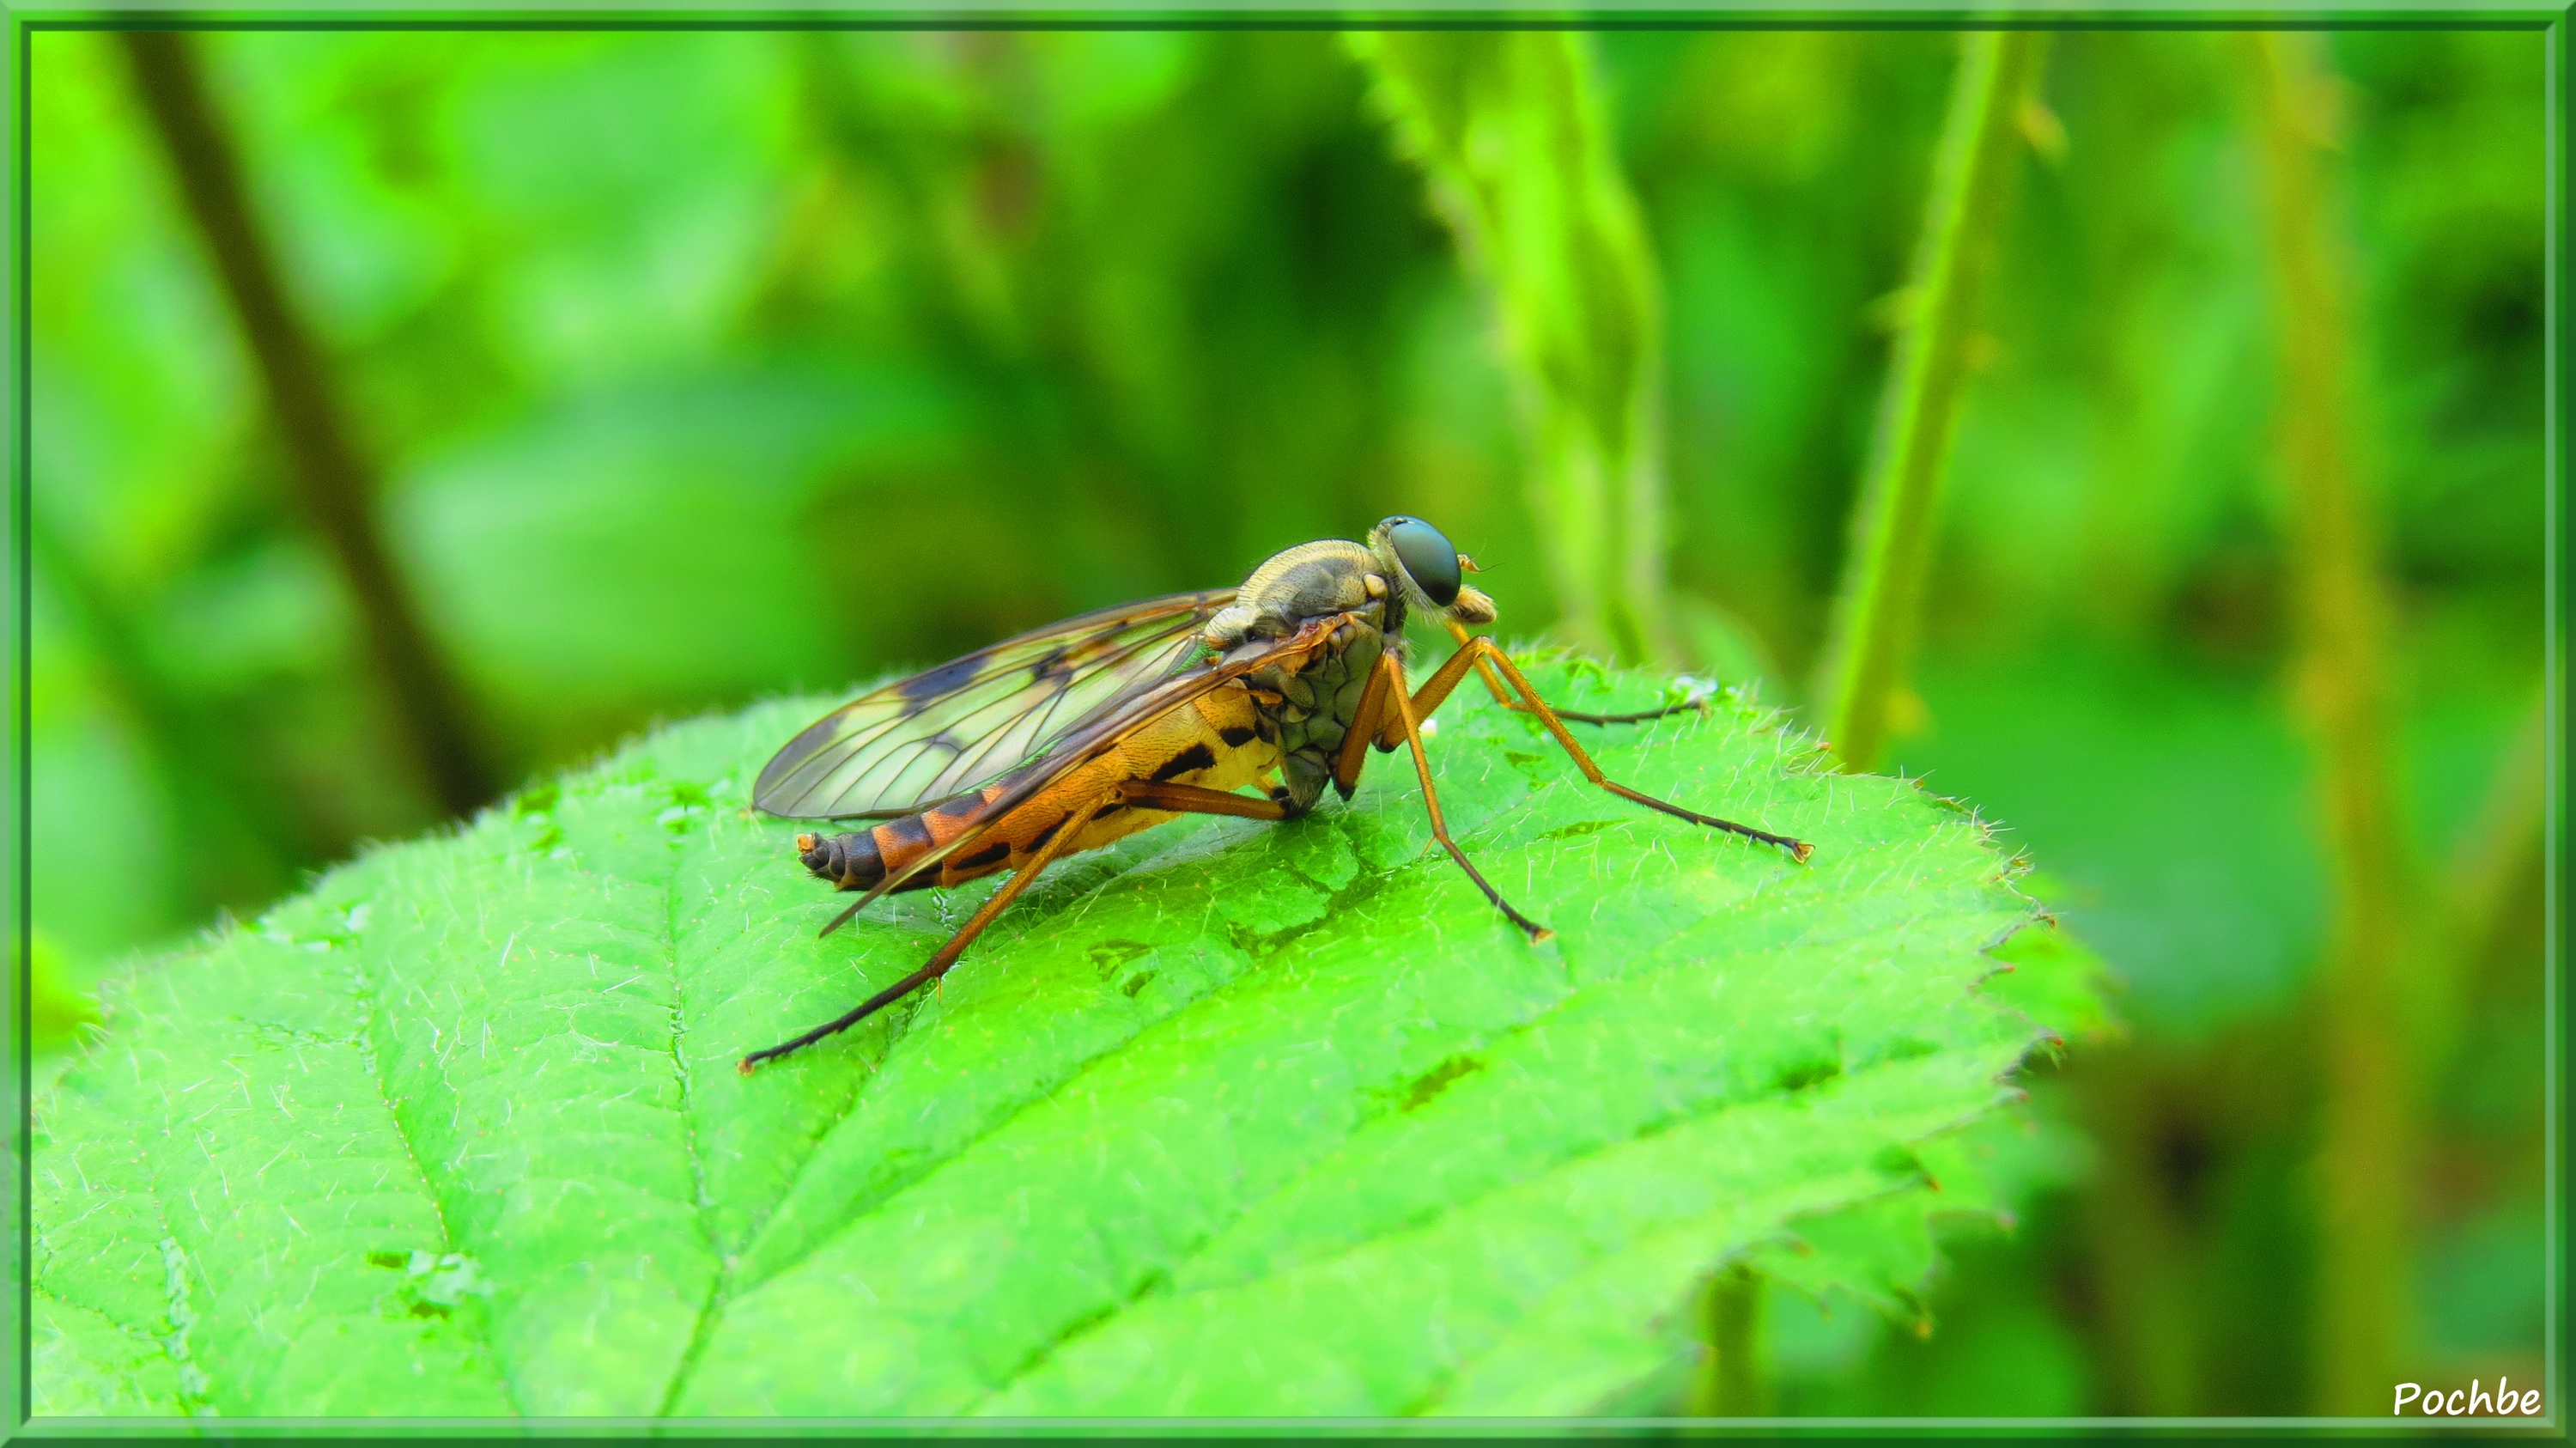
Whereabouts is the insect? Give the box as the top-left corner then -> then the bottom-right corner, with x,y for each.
741,516 -> 1811,1073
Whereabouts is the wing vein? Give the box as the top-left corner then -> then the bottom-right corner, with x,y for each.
754,591 -> 1235,821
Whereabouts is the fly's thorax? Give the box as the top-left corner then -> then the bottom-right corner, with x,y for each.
1244,618 -> 1388,813
1201,540 -> 1406,649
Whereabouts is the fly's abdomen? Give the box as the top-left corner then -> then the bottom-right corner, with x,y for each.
797,782 -> 1011,895
793,684 -> 1280,894
796,824 -> 934,895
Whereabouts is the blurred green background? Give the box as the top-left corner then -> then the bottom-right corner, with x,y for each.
28,24 -> 2546,1416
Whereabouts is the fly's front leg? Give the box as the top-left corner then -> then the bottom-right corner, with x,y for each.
1365,628 -> 1669,757
1441,618 -> 1708,726
1331,653 -> 1397,797
1445,617 -> 1518,711
1465,641 -> 1812,862
1374,650 -> 1553,941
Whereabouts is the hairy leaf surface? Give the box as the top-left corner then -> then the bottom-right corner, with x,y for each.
34,656 -> 2098,1417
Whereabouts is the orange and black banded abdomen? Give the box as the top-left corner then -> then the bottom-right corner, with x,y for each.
793,786 -> 1012,897
793,684 -> 1280,898
796,825 -> 926,896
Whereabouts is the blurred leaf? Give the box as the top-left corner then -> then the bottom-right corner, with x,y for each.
392,358 -> 960,767
30,932 -> 100,1055
2415,1197 -> 2545,1365
37,656 -> 2087,1416
1753,1092 -> 2090,1322
1981,919 -> 2123,1051
1763,1100 -> 2097,1415
1777,1220 -> 2096,1415
1895,643 -> 2327,1038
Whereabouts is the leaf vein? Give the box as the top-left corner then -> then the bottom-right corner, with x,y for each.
349,940 -> 519,1416
656,807 -> 739,1415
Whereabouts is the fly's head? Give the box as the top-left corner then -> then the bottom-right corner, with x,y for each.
1369,516 -> 1496,628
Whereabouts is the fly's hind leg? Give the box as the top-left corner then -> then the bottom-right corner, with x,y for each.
742,792 -> 1114,1073
742,781 -> 1297,1073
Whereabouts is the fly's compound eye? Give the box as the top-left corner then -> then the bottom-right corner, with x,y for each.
1384,516 -> 1463,607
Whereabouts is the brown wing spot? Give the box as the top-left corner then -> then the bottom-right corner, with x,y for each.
1218,725 -> 1257,747
932,794 -> 984,822
1151,742 -> 1218,782
896,655 -> 983,702
1067,631 -> 1128,666
1030,646 -> 1075,684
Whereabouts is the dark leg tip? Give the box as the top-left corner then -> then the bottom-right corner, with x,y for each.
1531,926 -> 1556,943
1790,841 -> 1814,864
737,1056 -> 758,1076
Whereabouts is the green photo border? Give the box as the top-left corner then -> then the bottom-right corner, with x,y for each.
4,3 -> 2561,1435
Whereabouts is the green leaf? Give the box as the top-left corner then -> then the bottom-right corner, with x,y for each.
36,654 -> 2090,1416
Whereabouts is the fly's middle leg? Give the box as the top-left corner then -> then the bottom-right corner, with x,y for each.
1370,649 -> 1554,942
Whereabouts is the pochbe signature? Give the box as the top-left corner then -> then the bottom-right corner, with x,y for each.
2393,1378 -> 2543,1416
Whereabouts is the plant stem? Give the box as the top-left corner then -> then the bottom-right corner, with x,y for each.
118,30 -> 495,818
1816,30 -> 2046,773
1350,31 -> 1674,666
2242,30 -> 2415,1415
2438,690 -> 2546,985
2075,1048 -> 2209,1413
1690,1262 -> 1771,1416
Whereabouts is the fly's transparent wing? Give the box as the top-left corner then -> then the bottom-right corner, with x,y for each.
753,590 -> 1236,819
825,611 -> 1363,916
